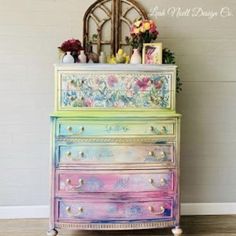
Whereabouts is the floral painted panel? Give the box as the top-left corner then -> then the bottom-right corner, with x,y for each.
60,72 -> 173,109
58,198 -> 173,221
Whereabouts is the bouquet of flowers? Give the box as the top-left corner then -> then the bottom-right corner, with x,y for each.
58,38 -> 83,53
126,19 -> 159,50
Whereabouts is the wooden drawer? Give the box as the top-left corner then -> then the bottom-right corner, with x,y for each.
57,120 -> 175,137
56,197 -> 174,222
57,70 -> 175,111
57,143 -> 175,166
56,170 -> 175,195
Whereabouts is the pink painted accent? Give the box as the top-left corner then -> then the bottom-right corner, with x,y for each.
56,170 -> 175,195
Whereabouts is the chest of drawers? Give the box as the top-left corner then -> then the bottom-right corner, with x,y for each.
48,64 -> 182,236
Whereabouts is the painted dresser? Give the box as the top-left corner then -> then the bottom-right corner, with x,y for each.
48,64 -> 182,236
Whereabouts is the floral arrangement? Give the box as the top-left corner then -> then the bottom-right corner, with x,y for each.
125,19 -> 159,50
58,38 -> 83,53
107,49 -> 130,64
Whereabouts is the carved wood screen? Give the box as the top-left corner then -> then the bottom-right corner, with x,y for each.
83,0 -> 148,55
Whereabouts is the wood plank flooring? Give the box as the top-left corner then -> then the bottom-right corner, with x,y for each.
0,216 -> 236,236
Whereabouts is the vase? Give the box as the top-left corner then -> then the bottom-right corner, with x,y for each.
99,51 -> 106,63
88,51 -> 99,63
78,50 -> 87,63
130,48 -> 142,64
62,52 -> 74,64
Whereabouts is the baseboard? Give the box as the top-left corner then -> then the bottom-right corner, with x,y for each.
0,203 -> 236,219
181,203 -> 236,215
0,205 -> 49,219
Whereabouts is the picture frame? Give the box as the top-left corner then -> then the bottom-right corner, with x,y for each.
142,43 -> 163,64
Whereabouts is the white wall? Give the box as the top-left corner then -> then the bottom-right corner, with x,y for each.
0,0 -> 235,207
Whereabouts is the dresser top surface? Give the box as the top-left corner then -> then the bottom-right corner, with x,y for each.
54,64 -> 177,72
51,111 -> 181,118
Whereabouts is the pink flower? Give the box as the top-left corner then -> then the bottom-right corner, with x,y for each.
108,75 -> 118,87
84,98 -> 93,107
154,81 -> 163,89
136,77 -> 150,91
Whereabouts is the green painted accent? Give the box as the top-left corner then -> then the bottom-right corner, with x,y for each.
51,111 -> 181,118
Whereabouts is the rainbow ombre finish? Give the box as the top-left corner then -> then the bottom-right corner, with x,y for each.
48,64 -> 182,236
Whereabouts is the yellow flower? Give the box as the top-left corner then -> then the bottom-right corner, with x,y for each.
140,26 -> 146,33
144,22 -> 151,30
134,20 -> 142,27
118,49 -> 123,55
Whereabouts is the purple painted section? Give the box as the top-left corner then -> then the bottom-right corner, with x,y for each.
56,197 -> 174,222
56,170 -> 175,194
57,143 -> 175,165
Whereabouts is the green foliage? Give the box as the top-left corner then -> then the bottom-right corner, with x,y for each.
162,48 -> 182,93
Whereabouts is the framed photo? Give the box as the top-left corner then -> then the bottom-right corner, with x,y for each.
142,43 -> 162,64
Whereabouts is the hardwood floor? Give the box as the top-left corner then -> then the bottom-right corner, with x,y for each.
0,216 -> 236,236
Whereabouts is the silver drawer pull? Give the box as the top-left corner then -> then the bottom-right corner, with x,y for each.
147,151 -> 167,160
148,206 -> 165,215
150,126 -> 169,134
65,178 -> 84,190
66,151 -> 84,159
67,126 -> 85,134
66,206 -> 83,217
149,178 -> 167,186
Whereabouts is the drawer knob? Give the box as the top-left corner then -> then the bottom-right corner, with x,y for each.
78,207 -> 83,213
79,152 -> 84,157
161,126 -> 168,133
160,151 -> 166,158
67,126 -> 73,132
148,206 -> 165,215
150,126 -> 155,132
149,178 -> 154,184
148,151 -> 155,156
160,178 -> 167,186
80,127 -> 85,133
66,152 -> 72,158
66,206 -> 71,213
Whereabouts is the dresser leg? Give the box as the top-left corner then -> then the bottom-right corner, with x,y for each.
172,226 -> 183,236
47,229 -> 58,236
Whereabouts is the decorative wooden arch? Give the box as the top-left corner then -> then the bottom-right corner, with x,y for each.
83,0 -> 148,55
